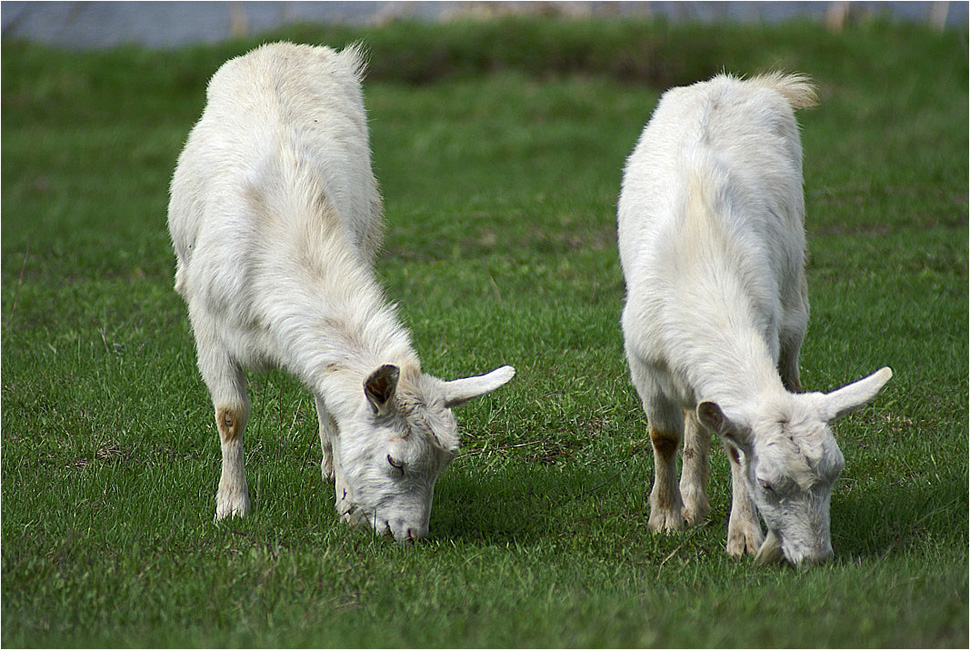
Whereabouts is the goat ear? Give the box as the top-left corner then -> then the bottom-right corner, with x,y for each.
364,364 -> 400,416
442,365 -> 515,408
697,400 -> 752,450
821,367 -> 893,421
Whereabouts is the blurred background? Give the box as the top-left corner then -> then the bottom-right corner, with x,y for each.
2,1 -> 966,50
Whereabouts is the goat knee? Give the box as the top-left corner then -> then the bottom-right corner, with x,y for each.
216,405 -> 247,442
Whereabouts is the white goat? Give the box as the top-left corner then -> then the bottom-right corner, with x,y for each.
618,72 -> 892,565
168,42 -> 514,543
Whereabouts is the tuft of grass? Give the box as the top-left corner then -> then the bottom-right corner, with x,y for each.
3,17 -> 967,648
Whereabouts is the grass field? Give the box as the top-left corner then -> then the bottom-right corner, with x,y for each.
2,16 -> 968,648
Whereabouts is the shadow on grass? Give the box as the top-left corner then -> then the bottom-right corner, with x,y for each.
428,452 -> 968,568
832,468 -> 968,561
429,459 -> 645,546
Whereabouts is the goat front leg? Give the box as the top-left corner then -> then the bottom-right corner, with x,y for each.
314,395 -> 336,483
648,422 -> 684,533
723,441 -> 764,557
194,314 -> 251,521
680,408 -> 711,526
315,395 -> 357,522
629,360 -> 685,533
215,403 -> 250,520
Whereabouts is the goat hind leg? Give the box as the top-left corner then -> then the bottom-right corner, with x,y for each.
778,285 -> 807,393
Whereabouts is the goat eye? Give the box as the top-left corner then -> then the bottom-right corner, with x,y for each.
387,454 -> 405,475
758,479 -> 776,494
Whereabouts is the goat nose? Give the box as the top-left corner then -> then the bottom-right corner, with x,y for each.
404,527 -> 425,543
797,547 -> 834,567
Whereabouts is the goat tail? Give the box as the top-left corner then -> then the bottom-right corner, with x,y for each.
751,71 -> 818,110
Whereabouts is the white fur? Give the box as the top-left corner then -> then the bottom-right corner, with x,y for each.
618,72 -> 891,565
168,42 -> 514,542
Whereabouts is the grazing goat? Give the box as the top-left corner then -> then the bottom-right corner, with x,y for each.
617,72 -> 892,565
168,42 -> 514,543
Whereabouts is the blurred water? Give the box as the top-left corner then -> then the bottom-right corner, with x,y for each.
1,1 -> 965,50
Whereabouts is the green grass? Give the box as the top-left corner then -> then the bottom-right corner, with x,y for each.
3,16 -> 967,648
